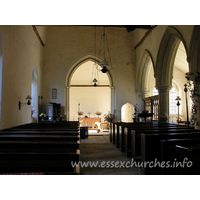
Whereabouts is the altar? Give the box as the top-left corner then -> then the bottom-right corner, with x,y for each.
78,118 -> 101,130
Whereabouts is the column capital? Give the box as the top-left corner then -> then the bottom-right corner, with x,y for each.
156,85 -> 171,91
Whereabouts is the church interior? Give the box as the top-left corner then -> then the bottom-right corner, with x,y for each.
0,19 -> 199,200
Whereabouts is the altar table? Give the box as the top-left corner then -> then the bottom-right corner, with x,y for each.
78,118 -> 101,130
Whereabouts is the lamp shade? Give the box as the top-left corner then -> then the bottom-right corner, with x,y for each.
26,95 -> 32,100
100,58 -> 110,67
175,96 -> 181,101
92,78 -> 98,83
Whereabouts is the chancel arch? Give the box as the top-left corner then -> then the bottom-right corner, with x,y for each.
65,56 -> 115,121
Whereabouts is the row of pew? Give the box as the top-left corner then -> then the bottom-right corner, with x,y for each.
0,121 -> 80,175
110,121 -> 200,175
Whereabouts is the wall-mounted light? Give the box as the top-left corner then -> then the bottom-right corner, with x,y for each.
19,95 -> 32,110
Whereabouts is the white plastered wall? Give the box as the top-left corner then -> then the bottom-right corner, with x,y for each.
0,25 -> 44,130
42,26 -> 136,121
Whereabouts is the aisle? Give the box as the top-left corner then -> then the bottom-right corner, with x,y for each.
80,135 -> 142,175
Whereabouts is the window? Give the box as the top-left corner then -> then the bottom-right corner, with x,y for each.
170,86 -> 178,115
153,88 -> 158,96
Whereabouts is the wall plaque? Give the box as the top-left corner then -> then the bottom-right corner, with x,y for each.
52,88 -> 57,99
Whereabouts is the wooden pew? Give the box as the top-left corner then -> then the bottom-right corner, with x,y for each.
0,134 -> 80,142
131,128 -> 196,160
175,145 -> 200,175
111,122 -> 116,144
123,126 -> 193,158
0,121 -> 81,174
110,122 -> 114,142
114,123 -> 121,148
141,132 -> 200,175
110,121 -> 184,146
0,151 -> 80,174
115,122 -> 189,157
4,121 -> 80,132
0,130 -> 79,136
161,138 -> 200,175
0,139 -> 80,174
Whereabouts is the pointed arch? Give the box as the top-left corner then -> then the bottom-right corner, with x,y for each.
188,25 -> 200,73
136,49 -> 155,93
156,26 -> 189,88
136,50 -> 155,113
65,55 -> 115,120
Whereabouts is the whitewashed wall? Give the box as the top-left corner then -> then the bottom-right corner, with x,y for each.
70,87 -> 111,121
42,26 -> 136,121
0,25 -> 44,130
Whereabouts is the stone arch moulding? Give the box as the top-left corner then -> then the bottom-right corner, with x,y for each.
188,25 -> 200,73
155,26 -> 189,88
136,49 -> 155,93
136,50 -> 155,113
65,55 -> 115,120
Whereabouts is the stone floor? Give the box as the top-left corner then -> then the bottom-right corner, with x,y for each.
80,135 -> 143,175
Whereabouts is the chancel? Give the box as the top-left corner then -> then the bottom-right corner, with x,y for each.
1,25 -> 200,176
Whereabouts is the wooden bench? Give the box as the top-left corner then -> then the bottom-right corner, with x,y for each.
161,138 -> 200,175
114,122 -> 189,153
131,127 -> 195,159
0,151 -> 80,174
175,145 -> 200,175
4,122 -> 80,131
0,121 -> 81,174
0,139 -> 80,174
111,122 -> 191,158
141,132 -> 200,175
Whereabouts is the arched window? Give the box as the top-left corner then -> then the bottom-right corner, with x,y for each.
170,86 -> 177,114
0,32 -> 3,121
31,66 -> 38,122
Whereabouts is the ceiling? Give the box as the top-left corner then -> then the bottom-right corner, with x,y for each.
35,25 -> 155,32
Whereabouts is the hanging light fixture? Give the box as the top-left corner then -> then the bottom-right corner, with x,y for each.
91,26 -> 100,87
99,26 -> 113,73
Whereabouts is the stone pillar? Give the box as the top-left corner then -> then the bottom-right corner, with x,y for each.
137,92 -> 144,113
66,86 -> 70,121
157,86 -> 171,121
111,87 -> 116,114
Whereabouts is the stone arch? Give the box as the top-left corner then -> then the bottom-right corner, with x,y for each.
65,55 -> 115,120
136,50 -> 155,112
137,50 -> 155,93
155,26 -> 190,119
188,25 -> 200,73
156,26 -> 189,88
